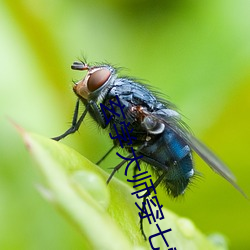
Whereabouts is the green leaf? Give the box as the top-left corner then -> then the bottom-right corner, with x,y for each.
19,127 -> 227,250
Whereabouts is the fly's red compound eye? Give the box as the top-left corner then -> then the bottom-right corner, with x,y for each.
87,68 -> 111,92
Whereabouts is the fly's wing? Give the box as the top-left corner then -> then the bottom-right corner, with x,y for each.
180,130 -> 248,197
150,110 -> 247,198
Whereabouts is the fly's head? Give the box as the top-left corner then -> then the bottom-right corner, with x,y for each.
72,61 -> 116,102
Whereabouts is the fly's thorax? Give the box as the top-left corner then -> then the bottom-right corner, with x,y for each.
73,64 -> 117,104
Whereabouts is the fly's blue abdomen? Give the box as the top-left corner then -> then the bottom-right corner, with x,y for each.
139,128 -> 194,197
165,129 -> 190,160
164,154 -> 193,196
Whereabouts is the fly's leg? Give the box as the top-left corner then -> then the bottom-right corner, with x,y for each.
52,99 -> 89,141
52,99 -> 107,141
96,145 -> 116,165
140,171 -> 167,240
106,144 -> 146,184
106,157 -> 131,184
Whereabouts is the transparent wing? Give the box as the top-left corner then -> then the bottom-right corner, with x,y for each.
148,110 -> 247,198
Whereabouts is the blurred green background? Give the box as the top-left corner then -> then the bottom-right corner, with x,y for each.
1,0 -> 250,249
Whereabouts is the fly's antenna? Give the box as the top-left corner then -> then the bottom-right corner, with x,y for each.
71,61 -> 89,71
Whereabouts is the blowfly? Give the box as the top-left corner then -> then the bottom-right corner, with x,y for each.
52,60 -> 246,234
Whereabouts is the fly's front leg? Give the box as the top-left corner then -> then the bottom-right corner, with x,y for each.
52,99 -> 89,141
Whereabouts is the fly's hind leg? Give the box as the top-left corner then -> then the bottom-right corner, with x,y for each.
139,171 -> 167,240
